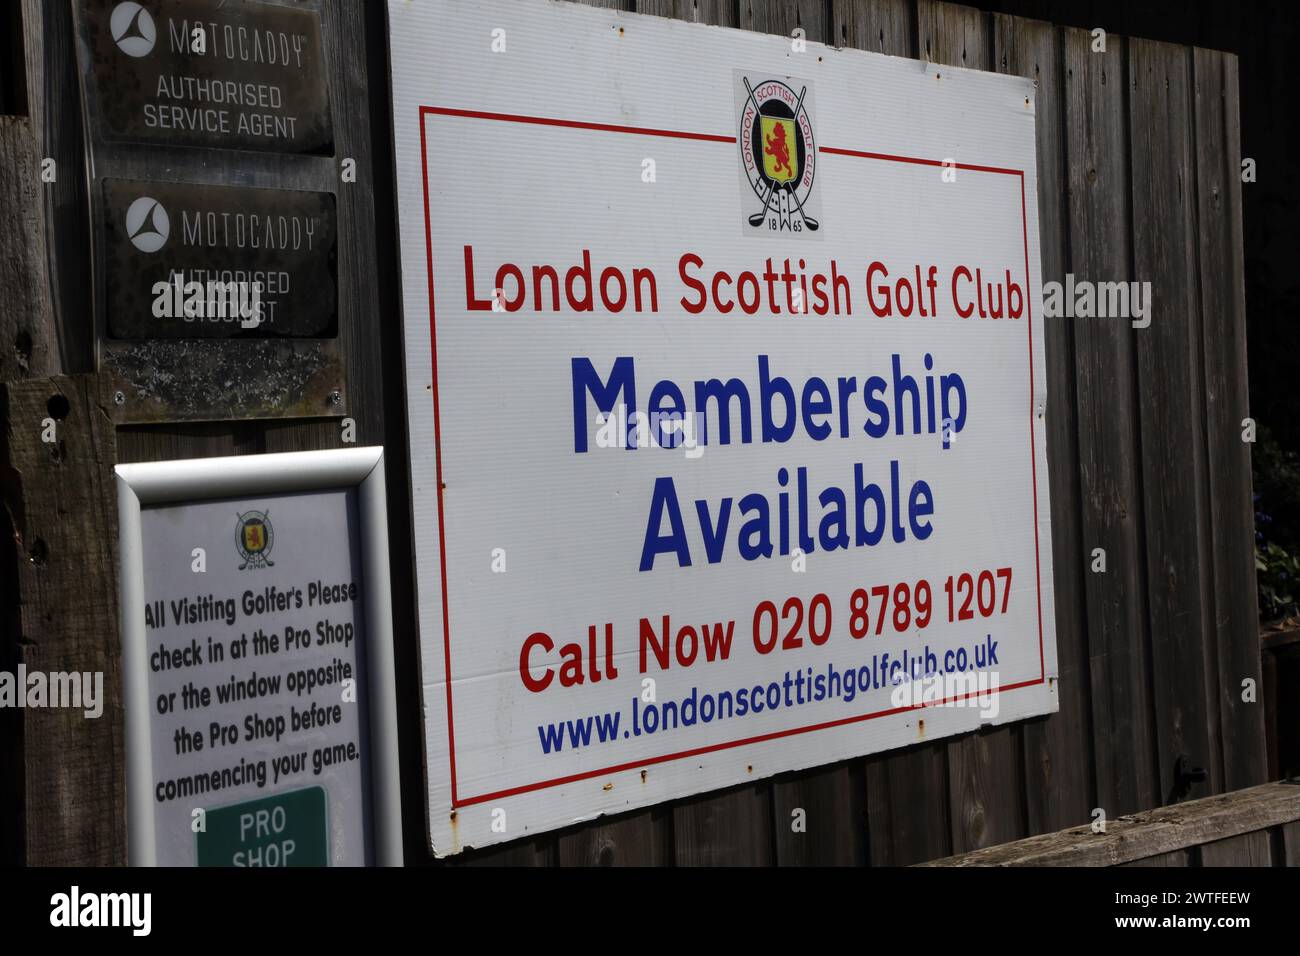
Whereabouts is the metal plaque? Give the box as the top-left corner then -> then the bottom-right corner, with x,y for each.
102,177 -> 337,339
82,0 -> 333,154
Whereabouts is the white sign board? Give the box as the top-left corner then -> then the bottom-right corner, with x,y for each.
116,448 -> 401,866
388,0 -> 1057,855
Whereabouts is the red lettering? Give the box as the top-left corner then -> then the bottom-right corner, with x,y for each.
712,270 -> 734,314
678,252 -> 706,314
495,263 -> 525,312
464,245 -> 493,311
640,615 -> 671,672
952,265 -> 975,318
866,260 -> 891,317
519,632 -> 554,692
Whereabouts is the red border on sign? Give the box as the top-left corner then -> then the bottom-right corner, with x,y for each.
418,105 -> 1046,809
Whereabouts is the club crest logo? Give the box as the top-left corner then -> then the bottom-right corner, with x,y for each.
735,73 -> 821,236
236,509 -> 275,570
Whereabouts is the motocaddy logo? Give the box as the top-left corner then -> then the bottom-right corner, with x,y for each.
125,195 -> 170,252
110,2 -> 156,58
735,72 -> 821,236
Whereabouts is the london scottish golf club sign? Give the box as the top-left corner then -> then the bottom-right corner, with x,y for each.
388,0 -> 1057,855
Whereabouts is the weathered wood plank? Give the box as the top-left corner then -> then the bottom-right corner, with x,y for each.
1198,830 -> 1271,866
115,424 -> 253,465
1064,26 -> 1158,818
21,0 -> 92,373
772,763 -> 866,865
319,0 -> 389,445
1128,37 -> 1220,803
917,0 -> 987,68
865,742 -> 950,865
832,0 -> 914,55
1,374 -> 123,864
947,725 -> 1026,853
1191,47 -> 1266,793
670,785 -> 769,868
260,419 -> 343,455
1121,849 -> 1189,866
0,116 -> 56,381
451,836 -> 556,867
1281,820 -> 1300,866
994,13 -> 1095,835
925,781 -> 1300,866
740,0 -> 833,44
1262,643 -> 1280,780
556,807 -> 673,865
637,0 -> 736,23
673,781 -> 774,865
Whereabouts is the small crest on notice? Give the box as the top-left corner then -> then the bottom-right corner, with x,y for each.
236,509 -> 275,569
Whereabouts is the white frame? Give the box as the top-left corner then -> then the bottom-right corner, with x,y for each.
115,447 -> 403,866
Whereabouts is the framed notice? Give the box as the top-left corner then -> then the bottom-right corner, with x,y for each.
389,0 -> 1058,855
115,447 -> 401,866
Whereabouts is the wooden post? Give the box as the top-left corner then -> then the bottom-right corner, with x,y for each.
0,114 -> 56,382
0,374 -> 124,865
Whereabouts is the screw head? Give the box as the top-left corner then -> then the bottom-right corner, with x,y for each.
328,389 -> 342,406
113,390 -> 126,406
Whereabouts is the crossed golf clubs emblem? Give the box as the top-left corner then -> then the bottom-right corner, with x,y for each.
744,77 -> 820,232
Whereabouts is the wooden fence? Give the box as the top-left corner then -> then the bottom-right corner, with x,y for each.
929,781 -> 1300,867
0,0 -> 1263,866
